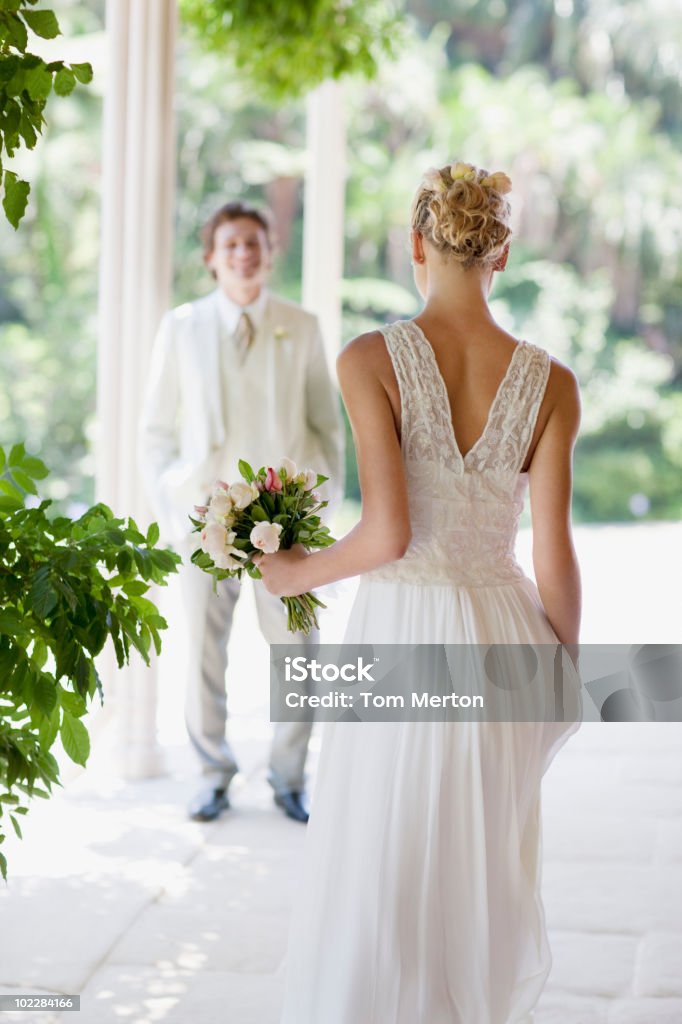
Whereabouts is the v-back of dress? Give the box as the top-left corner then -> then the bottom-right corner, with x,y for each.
368,319 -> 550,587
279,320 -> 581,1024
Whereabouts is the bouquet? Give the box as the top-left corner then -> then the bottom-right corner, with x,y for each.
190,458 -> 335,635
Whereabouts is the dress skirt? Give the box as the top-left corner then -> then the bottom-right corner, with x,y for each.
279,577 -> 581,1024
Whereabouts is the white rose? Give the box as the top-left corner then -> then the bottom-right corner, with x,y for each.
302,468 -> 317,491
208,491 -> 233,521
279,457 -> 297,482
201,522 -> 228,558
250,521 -> 283,554
213,549 -> 243,570
229,481 -> 256,509
201,523 -> 242,569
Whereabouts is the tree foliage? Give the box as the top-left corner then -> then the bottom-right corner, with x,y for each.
0,444 -> 180,880
0,0 -> 680,522
179,0 -> 403,102
0,0 -> 92,227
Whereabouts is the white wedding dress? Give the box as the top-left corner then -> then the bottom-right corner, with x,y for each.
279,320 -> 581,1024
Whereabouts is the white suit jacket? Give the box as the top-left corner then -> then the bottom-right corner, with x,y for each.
138,289 -> 345,544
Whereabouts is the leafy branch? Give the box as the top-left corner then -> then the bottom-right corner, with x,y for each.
0,444 -> 180,880
179,0 -> 404,102
0,0 -> 93,228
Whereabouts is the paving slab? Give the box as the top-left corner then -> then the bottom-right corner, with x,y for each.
543,863 -> 682,934
542,815 -> 656,863
549,932 -> 637,997
607,998 -> 682,1023
658,822 -> 682,864
77,965 -> 284,1024
633,932 -> 682,997
534,993 -> 610,1023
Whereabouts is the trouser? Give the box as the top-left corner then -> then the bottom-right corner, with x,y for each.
181,551 -> 317,798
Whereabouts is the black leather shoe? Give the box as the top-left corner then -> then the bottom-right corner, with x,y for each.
189,788 -> 230,822
274,791 -> 309,824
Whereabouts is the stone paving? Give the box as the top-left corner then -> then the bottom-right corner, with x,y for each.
1,523 -> 681,1024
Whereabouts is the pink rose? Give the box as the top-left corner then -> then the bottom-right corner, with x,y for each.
265,467 -> 283,492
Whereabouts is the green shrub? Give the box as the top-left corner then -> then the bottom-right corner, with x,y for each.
0,444 -> 180,880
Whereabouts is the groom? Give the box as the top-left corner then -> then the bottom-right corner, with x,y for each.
138,201 -> 344,823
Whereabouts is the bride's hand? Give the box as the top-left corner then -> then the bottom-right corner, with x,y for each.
253,544 -> 310,597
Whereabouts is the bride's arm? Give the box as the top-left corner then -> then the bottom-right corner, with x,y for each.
528,362 -> 582,648
257,332 -> 411,598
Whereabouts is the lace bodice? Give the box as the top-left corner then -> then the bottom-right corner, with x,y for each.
368,319 -> 551,587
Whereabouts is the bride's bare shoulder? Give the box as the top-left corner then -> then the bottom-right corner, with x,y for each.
336,329 -> 391,376
543,354 -> 581,436
338,329 -> 387,359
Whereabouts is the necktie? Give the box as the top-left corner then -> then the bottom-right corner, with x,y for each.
233,311 -> 255,364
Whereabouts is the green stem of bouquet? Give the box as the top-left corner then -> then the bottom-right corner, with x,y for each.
282,592 -> 326,635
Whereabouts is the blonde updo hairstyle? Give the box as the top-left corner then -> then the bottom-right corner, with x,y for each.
410,161 -> 512,270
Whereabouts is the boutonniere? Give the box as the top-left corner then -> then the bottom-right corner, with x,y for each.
273,325 -> 288,341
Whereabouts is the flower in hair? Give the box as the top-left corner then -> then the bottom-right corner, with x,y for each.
421,167 -> 448,193
450,161 -> 477,183
480,171 -> 512,195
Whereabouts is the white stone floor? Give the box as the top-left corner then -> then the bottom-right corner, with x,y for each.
1,523 -> 681,1024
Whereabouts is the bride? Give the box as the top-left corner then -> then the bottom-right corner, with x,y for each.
257,160 -> 582,1024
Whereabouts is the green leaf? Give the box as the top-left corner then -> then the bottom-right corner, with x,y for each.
53,67 -> 75,96
4,12 -> 28,50
22,9 -> 60,39
70,62 -> 93,84
73,651 -> 91,697
10,814 -> 22,839
2,170 -> 30,229
116,549 -> 134,573
28,568 -> 59,619
8,442 -> 25,466
146,613 -> 167,630
238,459 -> 255,482
21,456 -> 48,479
38,704 -> 60,751
0,495 -> 24,513
0,447 -> 5,472
31,639 -> 48,669
0,610 -> 25,636
10,467 -> 38,495
122,580 -> 148,596
0,55 -> 19,84
0,478 -> 22,498
18,109 -> 37,148
23,61 -> 53,101
150,548 -> 180,572
33,671 -> 57,718
146,522 -> 160,546
59,688 -> 86,717
60,710 -> 90,766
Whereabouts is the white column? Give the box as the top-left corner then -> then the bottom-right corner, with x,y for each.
96,0 -> 177,779
302,80 -> 347,366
